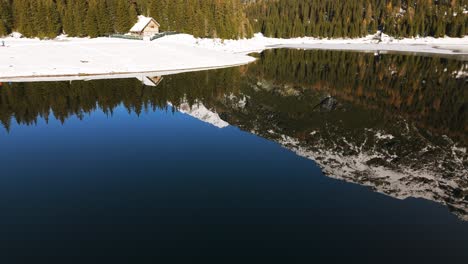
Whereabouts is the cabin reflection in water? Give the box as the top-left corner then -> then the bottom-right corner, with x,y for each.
141,76 -> 163,87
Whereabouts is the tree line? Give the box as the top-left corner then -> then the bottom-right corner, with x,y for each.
0,0 -> 466,39
246,0 -> 467,38
0,0 -> 252,39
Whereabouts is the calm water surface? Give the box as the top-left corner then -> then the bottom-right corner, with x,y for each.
0,50 -> 467,263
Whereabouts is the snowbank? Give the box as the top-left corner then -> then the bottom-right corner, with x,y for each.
0,33 -> 467,81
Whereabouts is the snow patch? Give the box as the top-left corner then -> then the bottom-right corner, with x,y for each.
8,32 -> 23,39
375,132 -> 395,140
177,101 -> 229,128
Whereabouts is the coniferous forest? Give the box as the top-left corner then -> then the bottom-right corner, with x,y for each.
247,0 -> 468,38
0,0 -> 252,39
0,0 -> 466,39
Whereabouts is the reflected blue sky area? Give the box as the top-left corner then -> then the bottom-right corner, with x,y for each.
1,104 -> 467,263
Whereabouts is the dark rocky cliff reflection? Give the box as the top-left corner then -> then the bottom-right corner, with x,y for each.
1,49 -> 466,220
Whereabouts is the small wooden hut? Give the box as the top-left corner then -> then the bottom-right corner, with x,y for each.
129,16 -> 160,37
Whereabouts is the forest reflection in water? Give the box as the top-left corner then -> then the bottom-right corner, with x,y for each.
0,49 -> 467,220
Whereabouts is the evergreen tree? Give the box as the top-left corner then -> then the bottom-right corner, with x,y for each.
72,0 -> 87,36
97,0 -> 113,35
0,0 -> 12,36
45,0 -> 61,38
62,1 -> 76,36
114,0 -> 134,33
85,0 -> 99,37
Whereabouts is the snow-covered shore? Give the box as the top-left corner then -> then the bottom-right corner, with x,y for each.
0,35 -> 256,81
184,33 -> 468,55
0,33 -> 467,81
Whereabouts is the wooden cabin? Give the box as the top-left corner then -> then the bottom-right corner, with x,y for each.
141,76 -> 163,87
129,16 -> 160,37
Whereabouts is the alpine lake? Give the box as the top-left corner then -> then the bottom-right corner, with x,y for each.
0,49 -> 467,263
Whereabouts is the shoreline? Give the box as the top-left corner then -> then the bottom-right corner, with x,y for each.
1,33 -> 467,82
0,63 -> 251,83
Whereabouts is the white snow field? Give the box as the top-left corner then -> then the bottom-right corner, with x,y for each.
0,35 -> 256,81
0,33 -> 467,81
172,33 -> 468,55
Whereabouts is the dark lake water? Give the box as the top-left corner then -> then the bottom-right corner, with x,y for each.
0,50 -> 467,263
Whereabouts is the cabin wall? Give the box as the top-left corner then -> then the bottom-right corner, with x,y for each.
143,21 -> 159,36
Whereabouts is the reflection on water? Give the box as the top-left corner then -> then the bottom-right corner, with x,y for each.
0,50 -> 467,222
238,50 -> 468,220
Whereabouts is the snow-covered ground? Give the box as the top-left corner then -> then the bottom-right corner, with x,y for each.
182,33 -> 468,55
0,34 -> 256,81
0,32 -> 467,81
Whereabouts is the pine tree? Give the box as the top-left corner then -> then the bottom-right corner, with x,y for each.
114,0 -> 133,33
97,0 -> 113,35
34,1 -> 47,38
85,0 -> 99,37
45,0 -> 61,38
72,0 -> 87,36
62,1 -> 76,36
0,0 -> 12,36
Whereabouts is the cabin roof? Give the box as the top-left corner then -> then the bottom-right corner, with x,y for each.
130,16 -> 160,33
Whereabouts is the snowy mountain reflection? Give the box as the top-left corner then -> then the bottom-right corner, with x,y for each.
1,49 -> 466,220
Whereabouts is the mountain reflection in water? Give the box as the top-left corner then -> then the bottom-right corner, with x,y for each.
0,49 -> 466,220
